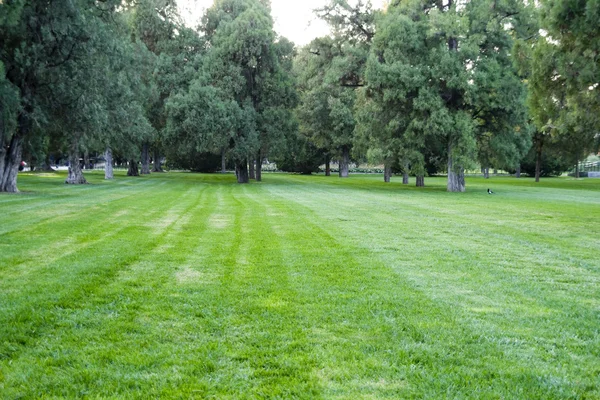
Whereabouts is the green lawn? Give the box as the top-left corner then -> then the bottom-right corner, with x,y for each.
1,171 -> 599,399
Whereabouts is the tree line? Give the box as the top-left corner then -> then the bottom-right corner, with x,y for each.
1,0 -> 598,193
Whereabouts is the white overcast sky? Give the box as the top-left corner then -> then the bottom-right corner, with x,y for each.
178,0 -> 386,46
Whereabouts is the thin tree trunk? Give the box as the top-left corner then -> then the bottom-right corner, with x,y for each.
127,159 -> 139,176
105,147 -> 114,180
403,163 -> 409,184
535,139 -> 543,183
0,134 -> 23,192
152,148 -> 163,172
325,155 -> 331,176
575,159 -> 580,179
484,167 -> 489,179
65,136 -> 87,184
236,160 -> 249,183
141,143 -> 151,174
493,168 -> 497,175
515,164 -> 521,178
416,175 -> 424,187
256,151 -> 262,182
249,158 -> 255,180
339,147 -> 350,178
221,147 -> 227,173
447,143 -> 465,192
384,162 -> 391,183
83,150 -> 90,170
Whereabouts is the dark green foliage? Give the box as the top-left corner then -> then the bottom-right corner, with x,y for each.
518,145 -> 572,178
271,132 -> 323,174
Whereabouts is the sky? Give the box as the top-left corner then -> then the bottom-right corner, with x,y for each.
178,0 -> 386,46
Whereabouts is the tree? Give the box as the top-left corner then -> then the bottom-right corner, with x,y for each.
365,0 -> 527,192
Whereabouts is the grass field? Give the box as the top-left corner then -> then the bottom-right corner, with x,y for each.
1,171 -> 599,399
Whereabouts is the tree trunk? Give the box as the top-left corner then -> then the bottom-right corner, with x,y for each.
127,159 -> 139,176
416,175 -> 424,187
236,160 -> 249,183
83,150 -> 90,170
384,162 -> 391,183
493,168 -> 497,175
575,159 -> 580,179
447,144 -> 465,192
484,167 -> 489,179
339,147 -> 350,178
105,147 -> 114,180
403,163 -> 409,184
325,155 -> 331,176
515,165 -> 521,178
256,151 -> 262,182
0,134 -> 23,193
535,139 -> 543,183
152,148 -> 163,172
249,158 -> 255,180
42,153 -> 55,172
65,136 -> 87,184
141,143 -> 151,174
221,147 -> 227,173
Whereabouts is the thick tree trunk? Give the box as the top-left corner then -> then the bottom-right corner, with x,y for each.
249,158 -> 255,180
325,155 -> 331,176
339,147 -> 350,178
236,160 -> 249,183
65,136 -> 87,184
384,162 -> 391,183
484,167 -> 490,179
403,163 -> 409,184
42,153 -> 55,172
515,165 -> 521,178
127,159 -> 139,176
105,147 -> 114,180
256,151 -> 262,182
575,160 -> 580,179
447,144 -> 465,192
152,148 -> 163,172
141,143 -> 151,174
221,148 -> 227,173
0,134 -> 23,192
416,175 -> 425,187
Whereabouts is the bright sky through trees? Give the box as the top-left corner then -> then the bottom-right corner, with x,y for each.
178,0 -> 386,45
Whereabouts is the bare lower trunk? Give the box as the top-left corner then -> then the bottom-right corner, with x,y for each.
84,151 -> 90,170
42,153 -> 55,172
575,160 -> 580,179
256,152 -> 262,182
152,148 -> 163,172
105,147 -> 114,180
403,163 -> 409,185
325,155 -> 331,176
339,147 -> 350,178
141,143 -> 151,174
127,160 -> 139,176
384,162 -> 391,183
515,165 -> 521,178
249,158 -> 255,180
0,134 -> 23,193
447,144 -> 465,192
66,136 -> 87,184
535,142 -> 543,183
484,167 -> 489,179
221,147 -> 227,173
416,175 -> 424,187
493,169 -> 497,175
236,160 -> 249,183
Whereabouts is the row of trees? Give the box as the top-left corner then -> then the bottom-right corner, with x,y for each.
1,0 -> 598,193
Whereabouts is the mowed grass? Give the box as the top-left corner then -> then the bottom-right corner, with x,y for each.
0,171 -> 599,399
